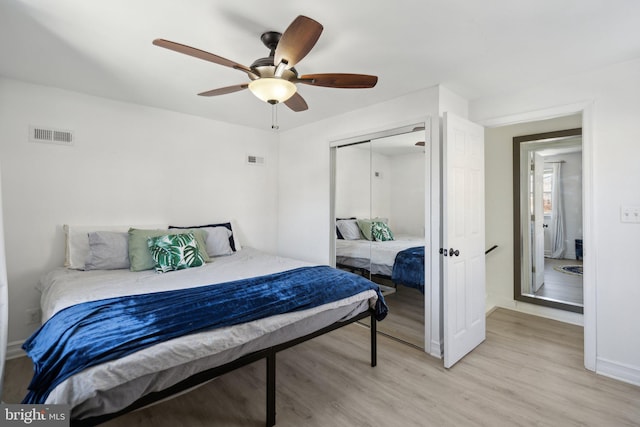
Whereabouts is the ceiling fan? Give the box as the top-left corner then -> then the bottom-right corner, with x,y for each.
152,15 -> 378,112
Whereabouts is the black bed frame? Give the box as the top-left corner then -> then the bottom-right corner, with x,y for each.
73,309 -> 377,427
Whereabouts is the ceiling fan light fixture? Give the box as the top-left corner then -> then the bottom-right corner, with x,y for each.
248,78 -> 297,104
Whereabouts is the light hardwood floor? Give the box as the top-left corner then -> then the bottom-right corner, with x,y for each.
360,282 -> 425,349
4,309 -> 640,426
534,258 -> 583,306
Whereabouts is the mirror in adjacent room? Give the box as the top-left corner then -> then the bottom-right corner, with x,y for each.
334,126 -> 426,348
514,128 -> 583,313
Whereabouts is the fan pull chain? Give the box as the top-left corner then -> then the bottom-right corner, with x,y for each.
271,104 -> 279,130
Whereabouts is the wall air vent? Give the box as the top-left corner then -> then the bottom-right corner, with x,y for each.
29,125 -> 74,146
246,155 -> 265,166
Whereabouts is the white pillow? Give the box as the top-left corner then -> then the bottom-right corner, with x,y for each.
336,219 -> 362,240
64,224 -> 166,270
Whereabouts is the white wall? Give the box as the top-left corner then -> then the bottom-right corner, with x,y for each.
370,151 -> 391,221
471,57 -> 640,385
390,153 -> 425,236
334,145 -> 393,222
335,145 -> 371,219
335,147 -> 424,236
0,168 -> 8,399
0,78 -> 279,348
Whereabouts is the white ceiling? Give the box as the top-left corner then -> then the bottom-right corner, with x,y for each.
2,0 -> 639,131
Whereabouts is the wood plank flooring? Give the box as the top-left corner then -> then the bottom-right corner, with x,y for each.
379,285 -> 424,347
4,308 -> 640,426
360,282 -> 425,348
534,258 -> 583,306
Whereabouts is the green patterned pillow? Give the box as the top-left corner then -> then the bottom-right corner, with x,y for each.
129,228 -> 210,271
356,218 -> 389,241
371,221 -> 394,241
147,232 -> 205,273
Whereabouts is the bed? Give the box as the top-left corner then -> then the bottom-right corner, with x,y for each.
335,235 -> 425,292
334,218 -> 425,288
22,225 -> 387,426
390,246 -> 425,293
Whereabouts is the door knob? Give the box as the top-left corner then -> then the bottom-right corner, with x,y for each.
449,248 -> 460,257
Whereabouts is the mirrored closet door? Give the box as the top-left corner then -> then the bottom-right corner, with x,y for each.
333,126 -> 426,348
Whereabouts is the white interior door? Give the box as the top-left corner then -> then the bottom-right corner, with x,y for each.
532,153 -> 545,292
442,112 -> 485,369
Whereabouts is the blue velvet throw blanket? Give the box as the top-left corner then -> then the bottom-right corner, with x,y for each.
22,266 -> 387,404
391,246 -> 425,293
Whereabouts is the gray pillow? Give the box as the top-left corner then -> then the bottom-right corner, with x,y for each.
201,226 -> 233,257
84,231 -> 130,270
336,220 -> 362,240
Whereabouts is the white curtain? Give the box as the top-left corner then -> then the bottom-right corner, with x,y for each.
549,163 -> 565,258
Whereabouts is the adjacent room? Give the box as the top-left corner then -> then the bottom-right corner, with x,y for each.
1,1 -> 640,426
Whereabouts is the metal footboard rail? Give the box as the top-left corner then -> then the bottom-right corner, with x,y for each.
73,309 -> 377,427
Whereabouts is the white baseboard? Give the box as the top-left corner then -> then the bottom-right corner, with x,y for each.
428,339 -> 443,359
488,296 -> 584,326
6,340 -> 26,360
597,357 -> 640,387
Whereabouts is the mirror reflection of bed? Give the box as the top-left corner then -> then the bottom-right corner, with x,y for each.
334,128 -> 425,348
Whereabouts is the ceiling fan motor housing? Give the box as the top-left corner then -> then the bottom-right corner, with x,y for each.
250,31 -> 298,81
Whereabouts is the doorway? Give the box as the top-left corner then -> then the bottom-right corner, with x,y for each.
482,105 -> 595,372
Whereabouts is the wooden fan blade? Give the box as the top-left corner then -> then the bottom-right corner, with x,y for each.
297,73 -> 378,88
198,84 -> 248,97
274,16 -> 323,69
153,39 -> 257,77
284,92 -> 308,112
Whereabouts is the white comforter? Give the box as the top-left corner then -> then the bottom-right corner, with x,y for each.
36,248 -> 377,419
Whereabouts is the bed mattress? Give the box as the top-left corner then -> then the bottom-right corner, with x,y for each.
34,248 -> 379,420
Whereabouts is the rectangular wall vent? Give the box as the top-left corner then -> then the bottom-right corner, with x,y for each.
246,155 -> 265,166
29,125 -> 74,146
